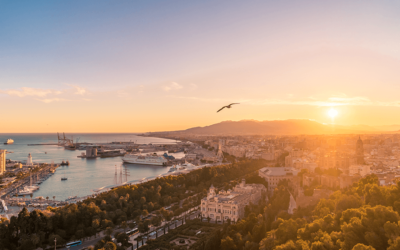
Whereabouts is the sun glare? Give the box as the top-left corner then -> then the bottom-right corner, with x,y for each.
328,108 -> 338,119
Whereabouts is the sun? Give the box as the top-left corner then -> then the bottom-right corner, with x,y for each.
328,108 -> 338,119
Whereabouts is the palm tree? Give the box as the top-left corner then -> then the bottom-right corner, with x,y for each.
30,193 -> 33,200
53,196 -> 56,201
121,221 -> 128,233
46,196 -> 49,202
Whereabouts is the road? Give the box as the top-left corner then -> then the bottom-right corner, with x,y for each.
64,209 -> 200,250
131,210 -> 200,250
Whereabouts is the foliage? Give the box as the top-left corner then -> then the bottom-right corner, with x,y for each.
0,159 -> 267,249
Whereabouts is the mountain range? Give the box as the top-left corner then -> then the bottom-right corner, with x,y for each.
173,120 -> 400,135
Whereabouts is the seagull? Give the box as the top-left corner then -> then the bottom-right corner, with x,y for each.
217,103 -> 240,113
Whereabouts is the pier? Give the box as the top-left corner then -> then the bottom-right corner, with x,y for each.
28,143 -> 59,146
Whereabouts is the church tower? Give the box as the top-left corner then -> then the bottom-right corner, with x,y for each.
207,184 -> 216,200
356,136 -> 364,164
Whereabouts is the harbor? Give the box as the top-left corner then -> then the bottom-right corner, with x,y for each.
0,133 -> 187,203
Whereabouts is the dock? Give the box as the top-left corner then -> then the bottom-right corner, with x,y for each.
28,143 -> 59,146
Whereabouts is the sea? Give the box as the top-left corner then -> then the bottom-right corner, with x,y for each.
0,134 -> 182,201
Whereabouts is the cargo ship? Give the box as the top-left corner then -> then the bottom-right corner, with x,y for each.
122,153 -> 168,166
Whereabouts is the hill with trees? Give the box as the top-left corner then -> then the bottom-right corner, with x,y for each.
178,120 -> 382,135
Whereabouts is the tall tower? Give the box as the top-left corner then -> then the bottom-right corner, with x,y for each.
216,140 -> 224,160
27,153 -> 33,166
356,136 -> 364,164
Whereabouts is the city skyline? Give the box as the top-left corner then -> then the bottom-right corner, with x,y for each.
2,1 -> 400,132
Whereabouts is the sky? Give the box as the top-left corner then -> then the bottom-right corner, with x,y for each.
1,0 -> 400,132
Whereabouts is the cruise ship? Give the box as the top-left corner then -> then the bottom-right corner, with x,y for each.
4,139 -> 14,145
122,153 -> 168,166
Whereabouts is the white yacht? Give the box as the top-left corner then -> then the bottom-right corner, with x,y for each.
4,139 -> 14,145
122,153 -> 168,166
18,187 -> 33,196
168,165 -> 178,172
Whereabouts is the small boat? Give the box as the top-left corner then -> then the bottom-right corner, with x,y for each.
61,171 -> 67,181
60,160 -> 70,166
18,187 -> 33,196
168,165 -> 178,172
4,139 -> 14,145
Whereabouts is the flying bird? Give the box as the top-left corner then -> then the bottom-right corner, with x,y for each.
217,103 -> 240,113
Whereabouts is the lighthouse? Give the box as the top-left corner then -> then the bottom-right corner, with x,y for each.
27,153 -> 33,166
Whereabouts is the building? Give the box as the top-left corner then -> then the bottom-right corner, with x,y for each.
258,167 -> 299,194
200,180 -> 266,222
356,136 -> 365,164
349,164 -> 371,177
26,153 -> 33,166
288,193 -> 297,214
0,150 -> 6,175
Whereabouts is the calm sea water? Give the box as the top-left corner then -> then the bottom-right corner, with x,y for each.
0,134 -> 181,201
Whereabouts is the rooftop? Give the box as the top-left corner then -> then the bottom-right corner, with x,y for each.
259,167 -> 299,176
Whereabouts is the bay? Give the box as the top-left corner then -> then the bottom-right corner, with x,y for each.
0,133 -> 180,201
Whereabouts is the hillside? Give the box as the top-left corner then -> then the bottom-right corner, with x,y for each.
180,120 -> 378,135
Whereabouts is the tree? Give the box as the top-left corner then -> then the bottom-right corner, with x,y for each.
103,241 -> 117,250
121,221 -> 128,233
53,196 -> 56,201
31,234 -> 40,249
105,227 -> 114,237
259,236 -> 275,250
115,232 -> 129,246
141,209 -> 149,218
221,236 -> 236,250
352,244 -> 376,250
275,240 -> 297,250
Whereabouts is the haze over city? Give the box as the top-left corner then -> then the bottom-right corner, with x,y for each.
2,1 -> 400,132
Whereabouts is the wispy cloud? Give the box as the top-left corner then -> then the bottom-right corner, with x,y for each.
0,85 -> 89,103
163,82 -> 183,92
171,94 -> 400,107
37,98 -> 67,103
0,87 -> 60,97
67,84 -> 87,96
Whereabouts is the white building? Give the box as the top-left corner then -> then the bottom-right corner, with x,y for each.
201,180 -> 266,222
288,193 -> 297,214
26,153 -> 33,166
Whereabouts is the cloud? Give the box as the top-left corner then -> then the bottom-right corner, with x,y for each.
37,98 -> 66,103
190,83 -> 198,90
163,82 -> 183,92
0,87 -> 57,97
68,85 -> 87,95
0,85 -> 89,103
171,94 -> 400,107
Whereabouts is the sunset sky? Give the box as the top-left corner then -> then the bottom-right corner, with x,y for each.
2,0 -> 400,132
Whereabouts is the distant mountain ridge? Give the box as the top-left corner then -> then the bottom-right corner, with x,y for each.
176,120 -> 400,135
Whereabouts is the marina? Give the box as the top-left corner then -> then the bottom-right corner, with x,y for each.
0,133 -> 185,201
